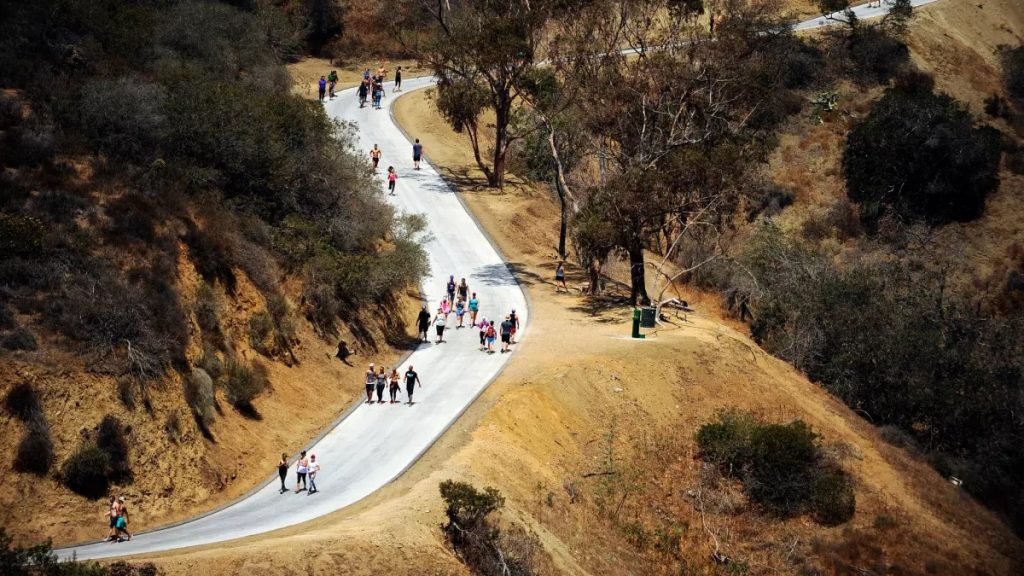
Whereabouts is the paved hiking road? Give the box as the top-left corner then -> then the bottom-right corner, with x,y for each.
57,1 -> 939,561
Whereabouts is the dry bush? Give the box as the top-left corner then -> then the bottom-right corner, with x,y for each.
97,415 -> 132,483
184,368 -> 216,432
223,358 -> 268,415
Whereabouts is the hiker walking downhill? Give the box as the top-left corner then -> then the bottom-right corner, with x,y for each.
469,292 -> 480,326
446,275 -> 457,303
114,497 -> 132,542
555,262 -> 567,293
509,308 -> 520,344
307,454 -> 320,494
394,65 -> 402,91
389,368 -> 401,403
405,365 -> 422,404
478,315 -> 489,350
370,144 -> 382,170
433,308 -> 447,343
455,298 -> 466,328
500,316 -> 513,353
365,363 -> 376,403
278,452 -> 289,493
376,366 -> 388,403
417,305 -> 431,343
457,278 -> 470,302
358,80 -> 369,108
318,76 -> 327,102
387,166 -> 398,195
295,450 -> 309,493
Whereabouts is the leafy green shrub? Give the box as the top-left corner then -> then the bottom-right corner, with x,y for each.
439,480 -> 539,576
844,82 -> 1002,226
62,445 -> 111,499
695,409 -> 756,476
746,421 -> 820,516
2,327 -> 38,351
696,411 -> 855,523
97,415 -> 131,483
812,471 -> 856,525
223,359 -> 268,412
185,368 -> 216,431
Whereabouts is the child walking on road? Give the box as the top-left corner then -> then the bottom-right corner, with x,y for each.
387,166 -> 397,195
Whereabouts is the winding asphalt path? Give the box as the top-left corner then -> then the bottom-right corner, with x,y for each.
57,0 -> 939,561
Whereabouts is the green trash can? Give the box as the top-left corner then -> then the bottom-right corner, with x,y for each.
631,308 -> 645,339
640,306 -> 657,328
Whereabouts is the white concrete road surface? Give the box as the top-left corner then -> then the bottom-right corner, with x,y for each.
794,0 -> 939,32
57,1 -> 939,561
58,75 -> 528,561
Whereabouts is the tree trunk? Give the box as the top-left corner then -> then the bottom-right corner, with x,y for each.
554,175 -> 568,259
588,256 -> 602,295
490,95 -> 510,188
628,238 -> 649,305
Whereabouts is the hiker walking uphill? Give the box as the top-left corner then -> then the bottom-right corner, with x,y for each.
328,70 -> 338,99
412,139 -> 423,170
433,307 -> 447,343
318,76 -> 327,102
376,366 -> 388,403
358,80 -> 369,108
370,144 -> 382,170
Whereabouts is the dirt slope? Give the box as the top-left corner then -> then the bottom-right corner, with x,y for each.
134,74 -> 1023,575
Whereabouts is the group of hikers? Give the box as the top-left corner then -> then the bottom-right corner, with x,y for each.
317,61 -> 403,107
365,137 -> 425,197
415,275 -> 521,354
277,450 -> 321,494
363,363 -> 423,404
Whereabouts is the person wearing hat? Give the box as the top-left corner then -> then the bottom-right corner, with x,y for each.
365,364 -> 377,403
508,308 -> 520,344
115,496 -> 132,541
499,315 -> 513,353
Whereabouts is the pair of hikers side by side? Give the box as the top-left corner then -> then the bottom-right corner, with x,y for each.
104,496 -> 131,543
277,450 -> 320,495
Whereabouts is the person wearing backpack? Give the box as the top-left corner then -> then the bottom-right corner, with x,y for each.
485,321 -> 497,353
327,70 -> 338,99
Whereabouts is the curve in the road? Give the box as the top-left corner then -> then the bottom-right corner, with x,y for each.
57,0 -> 941,561
59,75 -> 529,562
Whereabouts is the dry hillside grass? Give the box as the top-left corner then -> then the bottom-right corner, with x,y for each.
137,66 -> 1023,573
0,191 -> 421,547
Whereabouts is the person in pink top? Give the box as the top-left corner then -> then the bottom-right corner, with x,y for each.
387,166 -> 397,195
440,297 -> 451,319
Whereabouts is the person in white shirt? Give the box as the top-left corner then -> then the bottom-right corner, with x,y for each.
294,450 -> 308,493
307,454 -> 321,494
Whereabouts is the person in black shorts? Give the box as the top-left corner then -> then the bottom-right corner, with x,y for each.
365,364 -> 376,403
500,315 -> 513,353
457,277 -> 469,302
404,365 -> 422,405
416,305 -> 431,342
394,66 -> 402,91
358,80 -> 369,108
413,138 -> 423,170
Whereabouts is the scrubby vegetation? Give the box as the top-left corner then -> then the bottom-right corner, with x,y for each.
4,383 -> 55,476
695,223 -> 1024,532
61,445 -> 111,500
844,74 -> 1002,226
440,480 -> 540,576
696,410 -> 855,524
0,527 -> 157,576
0,0 -> 426,477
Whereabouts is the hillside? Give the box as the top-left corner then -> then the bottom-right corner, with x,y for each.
130,67 -> 1023,575
0,0 -> 424,546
